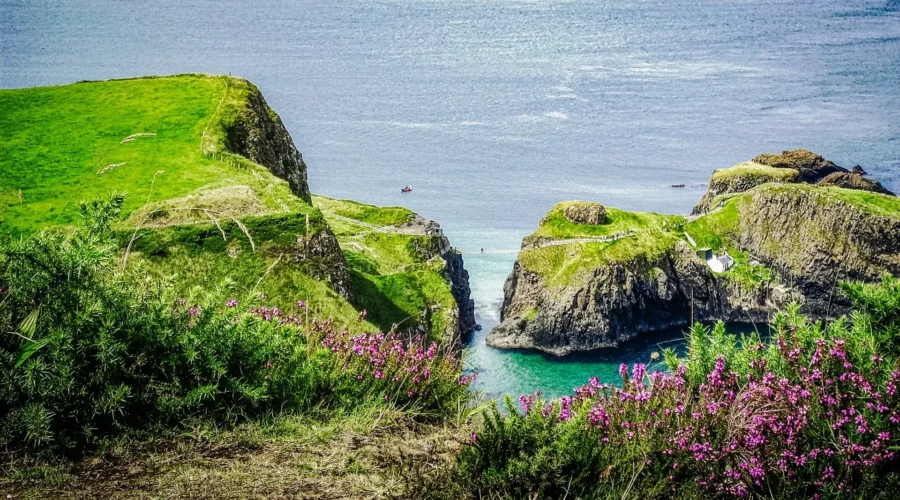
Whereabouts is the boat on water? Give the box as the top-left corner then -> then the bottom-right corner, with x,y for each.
401,186 -> 413,193
671,184 -> 685,188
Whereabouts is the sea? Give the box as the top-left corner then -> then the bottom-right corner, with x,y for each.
2,0 -> 899,399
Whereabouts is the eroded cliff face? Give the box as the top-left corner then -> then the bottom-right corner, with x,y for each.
733,187 -> 900,315
291,228 -> 355,302
488,186 -> 900,356
403,215 -> 477,339
818,172 -> 895,196
488,242 -> 799,355
224,86 -> 312,203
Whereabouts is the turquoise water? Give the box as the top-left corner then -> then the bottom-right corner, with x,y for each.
460,248 -> 767,399
2,0 -> 898,399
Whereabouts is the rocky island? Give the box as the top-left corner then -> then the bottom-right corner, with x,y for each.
488,150 -> 900,355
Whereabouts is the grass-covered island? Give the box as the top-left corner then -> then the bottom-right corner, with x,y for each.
489,152 -> 900,356
2,77 -> 900,498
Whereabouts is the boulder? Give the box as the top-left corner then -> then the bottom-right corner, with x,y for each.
751,149 -> 846,183
563,203 -> 607,225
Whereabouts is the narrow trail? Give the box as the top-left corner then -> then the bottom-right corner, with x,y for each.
328,214 -> 394,233
467,231 -> 639,255
532,232 -> 636,249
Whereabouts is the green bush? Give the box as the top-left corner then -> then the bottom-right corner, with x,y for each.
0,195 -> 470,455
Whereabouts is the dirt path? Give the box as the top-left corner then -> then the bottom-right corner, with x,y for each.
532,231 -> 636,249
4,415 -> 467,500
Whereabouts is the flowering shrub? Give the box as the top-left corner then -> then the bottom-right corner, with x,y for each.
0,196 -> 470,455
248,306 -> 470,417
457,278 -> 900,499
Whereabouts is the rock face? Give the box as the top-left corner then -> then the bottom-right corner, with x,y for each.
563,202 -> 607,225
403,215 -> 477,337
818,172 -> 895,196
291,228 -> 355,302
733,187 -> 900,313
488,184 -> 900,356
488,241 -> 800,356
224,86 -> 312,203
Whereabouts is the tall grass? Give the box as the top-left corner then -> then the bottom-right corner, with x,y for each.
454,277 -> 900,499
0,195 -> 471,456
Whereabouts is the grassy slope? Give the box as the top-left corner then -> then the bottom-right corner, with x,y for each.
0,75 -> 378,329
314,196 -> 457,340
0,75 -> 462,335
0,75 -> 311,234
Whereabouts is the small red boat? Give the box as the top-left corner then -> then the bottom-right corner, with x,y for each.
401,186 -> 413,193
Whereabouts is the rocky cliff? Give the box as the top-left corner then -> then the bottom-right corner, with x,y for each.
818,172 -> 895,195
692,150 -> 894,214
489,181 -> 900,356
213,81 -> 476,334
409,215 -> 477,336
223,84 -> 312,203
313,197 -> 476,344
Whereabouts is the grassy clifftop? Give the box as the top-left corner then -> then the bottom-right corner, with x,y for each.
517,201 -> 684,290
0,74 -> 312,234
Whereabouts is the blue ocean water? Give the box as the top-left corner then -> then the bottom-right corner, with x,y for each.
2,0 -> 899,399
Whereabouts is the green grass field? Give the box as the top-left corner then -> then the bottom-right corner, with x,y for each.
0,74 -> 315,236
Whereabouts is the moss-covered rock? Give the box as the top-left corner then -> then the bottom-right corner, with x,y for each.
751,149 -> 845,182
690,150 -> 894,215
818,171 -> 895,196
692,162 -> 800,214
563,202 -> 607,225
